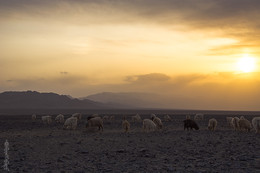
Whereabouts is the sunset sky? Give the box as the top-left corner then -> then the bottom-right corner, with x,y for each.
1,0 -> 260,110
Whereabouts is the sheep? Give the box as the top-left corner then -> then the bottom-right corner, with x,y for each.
32,114 -> 36,121
143,119 -> 157,132
164,115 -> 172,121
55,114 -> 64,123
42,115 -> 52,125
252,117 -> 260,133
240,116 -> 245,120
186,115 -> 191,120
183,119 -> 199,131
63,117 -> 77,130
208,118 -> 218,131
152,116 -> 163,129
103,115 -> 109,121
194,113 -> 204,120
151,114 -> 157,120
110,115 -> 115,121
132,114 -> 142,122
226,117 -> 233,127
87,114 -> 99,120
86,117 -> 103,132
231,117 -> 240,130
72,113 -> 82,120
122,117 -> 130,133
238,119 -> 252,132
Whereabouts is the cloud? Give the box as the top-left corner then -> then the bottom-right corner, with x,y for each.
125,73 -> 171,83
1,0 -> 259,55
60,71 -> 68,75
1,0 -> 260,28
1,0 -> 260,56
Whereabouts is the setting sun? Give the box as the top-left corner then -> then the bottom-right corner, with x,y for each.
236,56 -> 256,73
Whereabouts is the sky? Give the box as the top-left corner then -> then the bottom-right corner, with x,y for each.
1,0 -> 260,110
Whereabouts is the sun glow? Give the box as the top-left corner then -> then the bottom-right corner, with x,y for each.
236,55 -> 256,73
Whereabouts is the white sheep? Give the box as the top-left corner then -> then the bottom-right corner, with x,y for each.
64,117 -> 78,130
132,114 -> 142,122
231,117 -> 240,130
86,117 -> 103,132
152,116 -> 163,129
55,114 -> 65,123
87,114 -> 100,120
240,116 -> 245,120
208,118 -> 218,131
32,114 -> 36,121
238,119 -> 252,132
226,117 -> 233,127
42,115 -> 52,125
252,117 -> 260,133
122,117 -> 130,133
72,113 -> 82,120
194,113 -> 204,120
164,115 -> 172,121
143,119 -> 157,132
151,114 -> 157,120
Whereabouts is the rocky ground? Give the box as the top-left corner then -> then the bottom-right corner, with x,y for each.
0,110 -> 259,172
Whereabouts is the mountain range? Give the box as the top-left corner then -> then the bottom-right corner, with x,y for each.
0,91 -> 171,110
84,92 -> 165,109
0,91 -> 109,109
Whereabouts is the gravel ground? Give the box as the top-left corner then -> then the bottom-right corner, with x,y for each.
0,110 -> 259,172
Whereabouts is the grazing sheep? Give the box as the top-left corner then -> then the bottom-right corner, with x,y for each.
72,113 -> 82,120
183,119 -> 199,131
240,116 -> 245,120
122,117 -> 130,133
55,114 -> 64,123
208,118 -> 218,131
143,119 -> 157,132
252,117 -> 260,133
231,117 -> 240,130
86,117 -> 103,132
63,117 -> 78,130
103,115 -> 109,121
226,117 -> 233,127
87,114 -> 99,120
238,119 -> 252,132
151,114 -> 157,120
152,116 -> 163,129
42,115 -> 52,125
164,115 -> 172,121
32,114 -> 36,121
110,115 -> 115,121
132,114 -> 142,122
186,115 -> 191,120
194,113 -> 204,120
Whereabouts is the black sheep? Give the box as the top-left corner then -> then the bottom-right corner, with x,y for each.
183,119 -> 199,130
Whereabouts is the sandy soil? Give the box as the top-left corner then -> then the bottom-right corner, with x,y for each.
0,111 -> 259,172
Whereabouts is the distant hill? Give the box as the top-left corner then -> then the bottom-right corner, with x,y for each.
83,92 -> 166,109
0,91 -> 110,109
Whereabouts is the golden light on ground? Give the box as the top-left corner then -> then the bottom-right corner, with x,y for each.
236,55 -> 256,73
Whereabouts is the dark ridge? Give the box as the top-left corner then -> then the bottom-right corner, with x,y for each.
0,90 -> 109,109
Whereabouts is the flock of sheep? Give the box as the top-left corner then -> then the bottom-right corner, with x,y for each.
31,113 -> 260,134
